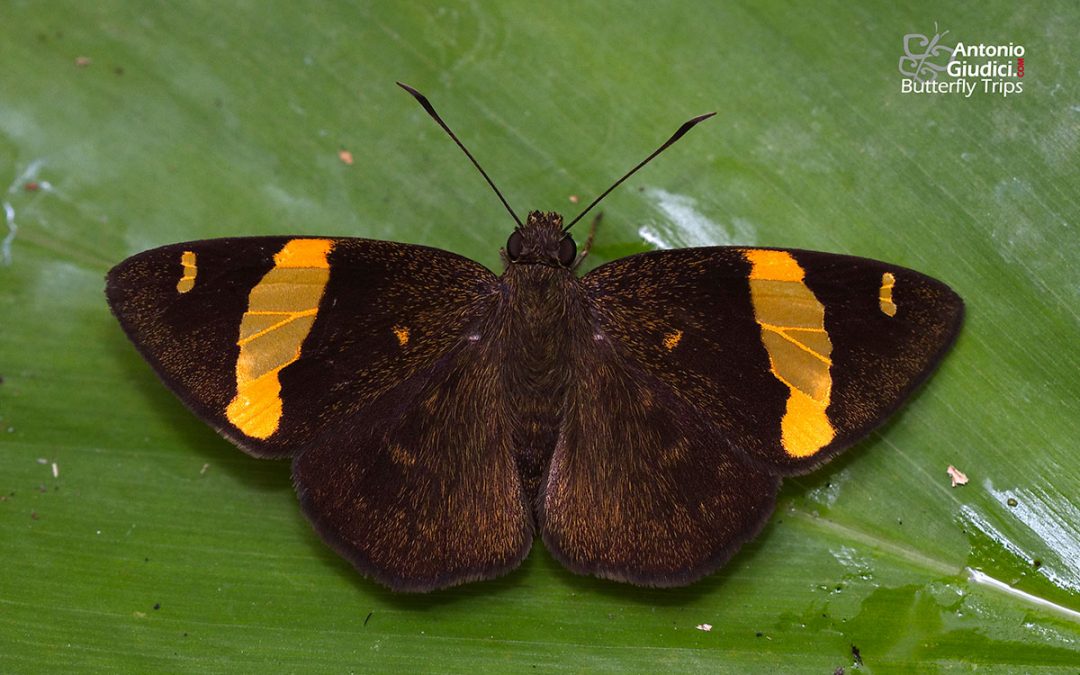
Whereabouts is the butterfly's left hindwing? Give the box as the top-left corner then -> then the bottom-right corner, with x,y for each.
581,247 -> 964,475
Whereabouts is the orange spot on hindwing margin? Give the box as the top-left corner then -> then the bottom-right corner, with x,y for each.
392,325 -> 410,346
743,249 -> 835,457
225,239 -> 333,439
176,251 -> 197,293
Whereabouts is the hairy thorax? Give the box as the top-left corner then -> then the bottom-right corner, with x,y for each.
500,261 -> 588,508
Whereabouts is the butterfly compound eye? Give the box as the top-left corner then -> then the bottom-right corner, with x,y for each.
506,231 -> 524,261
558,236 -> 577,267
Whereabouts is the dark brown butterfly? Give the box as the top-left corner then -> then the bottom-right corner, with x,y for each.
106,84 -> 963,592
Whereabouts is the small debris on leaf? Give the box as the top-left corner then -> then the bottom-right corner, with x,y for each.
75,56 -> 92,67
946,465 -> 968,487
338,149 -> 354,165
695,623 -> 712,632
568,194 -> 579,203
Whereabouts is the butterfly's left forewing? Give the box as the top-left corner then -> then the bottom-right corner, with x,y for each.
539,246 -> 962,585
579,246 -> 964,474
107,237 -> 533,590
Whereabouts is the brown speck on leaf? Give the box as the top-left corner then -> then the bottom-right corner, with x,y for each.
568,194 -> 579,204
1007,497 -> 1018,507
338,149 -> 354,165
114,66 -> 124,76
24,182 -> 39,192
946,465 -> 968,487
31,511 -> 40,520
75,56 -> 92,67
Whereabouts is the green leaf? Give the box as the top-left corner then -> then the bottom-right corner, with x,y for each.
2,2 -> 1078,671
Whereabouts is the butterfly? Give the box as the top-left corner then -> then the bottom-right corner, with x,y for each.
106,84 -> 963,592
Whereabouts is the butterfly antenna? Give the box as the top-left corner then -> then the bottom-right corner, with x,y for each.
397,82 -> 523,229
564,112 -> 716,232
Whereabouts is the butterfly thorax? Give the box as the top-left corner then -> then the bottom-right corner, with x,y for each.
500,213 -> 587,509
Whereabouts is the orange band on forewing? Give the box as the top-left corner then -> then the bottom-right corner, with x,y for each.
226,239 -> 334,439
273,238 -> 333,268
743,249 -> 835,457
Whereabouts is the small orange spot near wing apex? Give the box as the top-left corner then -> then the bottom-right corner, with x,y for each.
392,325 -> 410,346
176,250 -> 197,293
879,272 -> 898,317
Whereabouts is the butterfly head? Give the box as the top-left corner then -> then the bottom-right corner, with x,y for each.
505,211 -> 577,268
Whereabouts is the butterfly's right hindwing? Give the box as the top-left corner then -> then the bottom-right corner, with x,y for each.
108,237 -> 534,591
